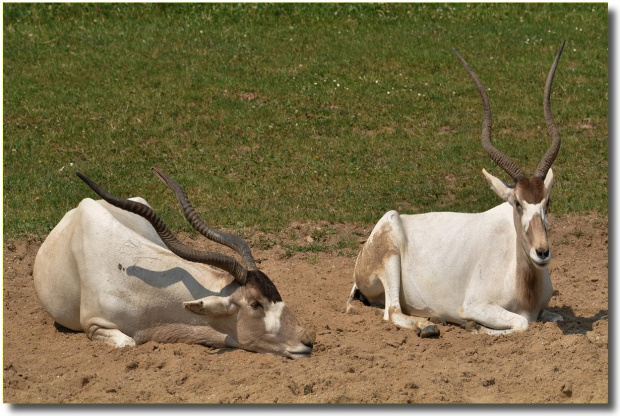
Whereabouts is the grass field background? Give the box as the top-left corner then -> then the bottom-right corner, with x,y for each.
3,4 -> 608,239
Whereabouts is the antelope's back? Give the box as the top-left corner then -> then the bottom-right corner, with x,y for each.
33,197 -> 164,331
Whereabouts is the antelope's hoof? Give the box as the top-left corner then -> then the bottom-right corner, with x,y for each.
420,325 -> 440,338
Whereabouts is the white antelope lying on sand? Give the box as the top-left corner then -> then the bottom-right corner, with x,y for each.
347,42 -> 566,337
33,168 -> 314,358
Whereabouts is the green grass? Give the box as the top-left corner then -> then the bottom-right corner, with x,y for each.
3,4 -> 608,239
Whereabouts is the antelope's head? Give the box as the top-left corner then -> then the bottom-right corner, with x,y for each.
183,268 -> 315,359
454,41 -> 565,267
77,168 -> 315,359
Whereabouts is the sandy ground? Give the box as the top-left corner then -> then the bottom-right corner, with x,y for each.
3,212 -> 608,404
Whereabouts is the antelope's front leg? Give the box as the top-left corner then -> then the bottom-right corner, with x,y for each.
84,318 -> 136,347
459,302 -> 529,335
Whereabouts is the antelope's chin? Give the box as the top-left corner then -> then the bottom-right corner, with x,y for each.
287,352 -> 312,360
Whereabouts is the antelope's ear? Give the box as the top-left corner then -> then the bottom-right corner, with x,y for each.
482,169 -> 515,203
183,296 -> 236,316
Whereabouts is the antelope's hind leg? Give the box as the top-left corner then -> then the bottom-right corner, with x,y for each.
382,255 -> 440,337
352,211 -> 439,337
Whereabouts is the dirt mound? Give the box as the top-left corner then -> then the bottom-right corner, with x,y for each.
3,213 -> 608,403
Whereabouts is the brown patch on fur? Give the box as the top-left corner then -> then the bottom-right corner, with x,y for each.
515,176 -> 546,204
353,222 -> 399,292
516,261 -> 543,312
245,270 -> 282,303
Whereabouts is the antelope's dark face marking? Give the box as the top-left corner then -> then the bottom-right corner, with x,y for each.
513,176 -> 552,267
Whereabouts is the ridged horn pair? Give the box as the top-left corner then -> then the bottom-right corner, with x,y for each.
76,168 -> 256,285
453,41 -> 565,181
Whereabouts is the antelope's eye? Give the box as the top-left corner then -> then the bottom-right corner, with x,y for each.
250,301 -> 263,310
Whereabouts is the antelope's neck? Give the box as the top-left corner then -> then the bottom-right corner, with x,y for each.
514,240 -> 546,314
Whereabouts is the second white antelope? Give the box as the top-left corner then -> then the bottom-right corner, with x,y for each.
34,168 -> 314,358
347,42 -> 566,337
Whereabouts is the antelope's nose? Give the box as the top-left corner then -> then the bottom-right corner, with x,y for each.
536,249 -> 550,260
